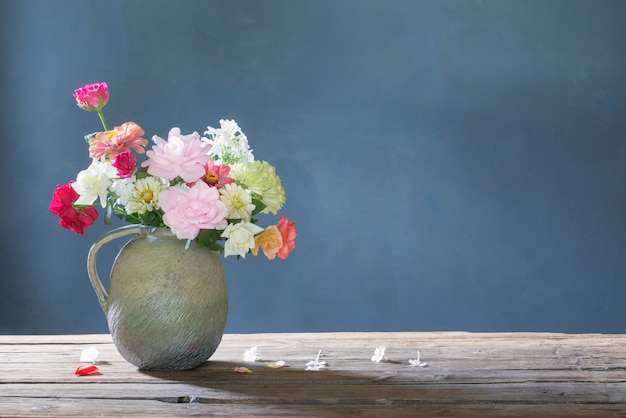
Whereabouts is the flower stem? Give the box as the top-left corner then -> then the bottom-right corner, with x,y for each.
97,110 -> 109,131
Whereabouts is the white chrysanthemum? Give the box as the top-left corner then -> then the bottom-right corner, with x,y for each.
203,119 -> 254,166
109,176 -> 136,206
125,176 -> 166,214
229,160 -> 286,214
221,221 -> 264,258
72,159 -> 117,207
219,183 -> 255,221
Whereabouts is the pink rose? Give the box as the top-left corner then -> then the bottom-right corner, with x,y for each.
275,216 -> 296,259
159,181 -> 228,240
142,127 -> 211,182
112,151 -> 136,178
73,82 -> 109,112
49,181 -> 99,234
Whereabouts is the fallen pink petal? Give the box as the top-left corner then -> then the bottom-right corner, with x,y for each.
234,366 -> 253,374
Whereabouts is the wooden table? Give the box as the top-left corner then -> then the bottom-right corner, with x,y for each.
1,332 -> 626,417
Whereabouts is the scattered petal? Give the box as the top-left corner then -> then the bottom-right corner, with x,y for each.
75,365 -> 100,376
80,346 -> 100,363
243,346 -> 260,362
409,350 -> 428,367
371,345 -> 386,362
234,366 -> 253,374
267,360 -> 286,368
305,350 -> 327,371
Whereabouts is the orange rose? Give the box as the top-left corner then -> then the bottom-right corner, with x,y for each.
252,225 -> 283,260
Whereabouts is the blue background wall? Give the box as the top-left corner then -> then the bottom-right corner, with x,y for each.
1,0 -> 625,334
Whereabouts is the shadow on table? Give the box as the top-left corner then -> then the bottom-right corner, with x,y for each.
139,359 -> 410,414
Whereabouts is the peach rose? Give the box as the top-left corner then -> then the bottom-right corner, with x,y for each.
252,225 -> 283,260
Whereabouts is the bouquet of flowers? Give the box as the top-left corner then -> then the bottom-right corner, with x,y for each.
49,82 -> 296,260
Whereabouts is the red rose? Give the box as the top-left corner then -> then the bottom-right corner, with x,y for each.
49,181 -> 98,234
112,151 -> 137,178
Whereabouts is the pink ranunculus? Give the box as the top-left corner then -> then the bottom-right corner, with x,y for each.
275,216 -> 296,259
142,128 -> 212,182
159,181 -> 228,240
112,151 -> 136,178
73,82 -> 109,112
89,121 -> 148,159
48,181 -> 99,235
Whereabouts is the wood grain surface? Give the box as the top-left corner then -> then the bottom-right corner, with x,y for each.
1,332 -> 625,417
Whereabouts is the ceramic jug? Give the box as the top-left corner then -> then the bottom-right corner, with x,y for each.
87,225 -> 228,370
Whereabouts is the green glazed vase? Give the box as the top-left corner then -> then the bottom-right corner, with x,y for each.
87,225 -> 228,371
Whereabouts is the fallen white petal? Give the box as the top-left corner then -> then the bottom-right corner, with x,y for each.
371,345 -> 386,362
80,346 -> 99,363
243,346 -> 260,362
267,361 -> 286,368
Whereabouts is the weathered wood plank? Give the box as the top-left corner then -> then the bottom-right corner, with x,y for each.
2,397 -> 625,417
1,332 -> 626,417
2,381 -> 626,403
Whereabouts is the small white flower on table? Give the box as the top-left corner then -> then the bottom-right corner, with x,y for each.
409,350 -> 428,367
305,350 -> 327,371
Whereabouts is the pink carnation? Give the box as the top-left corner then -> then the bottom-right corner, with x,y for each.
142,128 -> 211,182
159,181 -> 228,240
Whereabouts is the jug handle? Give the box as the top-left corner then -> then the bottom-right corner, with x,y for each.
87,225 -> 146,312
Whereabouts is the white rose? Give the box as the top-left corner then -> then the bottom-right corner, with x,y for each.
221,221 -> 264,258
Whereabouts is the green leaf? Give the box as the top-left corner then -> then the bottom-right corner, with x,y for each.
116,209 -> 141,224
196,229 -> 224,254
104,203 -> 112,226
251,198 -> 267,216
135,170 -> 150,180
197,229 -> 218,245
207,242 -> 224,253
